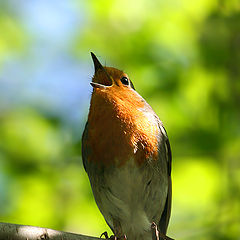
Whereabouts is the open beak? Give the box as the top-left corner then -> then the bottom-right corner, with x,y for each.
91,52 -> 113,88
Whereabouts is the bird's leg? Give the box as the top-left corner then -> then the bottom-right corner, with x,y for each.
151,222 -> 159,240
112,219 -> 127,240
151,222 -> 174,240
111,234 -> 126,240
110,236 -> 118,240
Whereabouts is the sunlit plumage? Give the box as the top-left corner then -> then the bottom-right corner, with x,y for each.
82,53 -> 172,240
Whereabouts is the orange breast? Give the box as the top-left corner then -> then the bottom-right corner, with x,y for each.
86,87 -> 159,167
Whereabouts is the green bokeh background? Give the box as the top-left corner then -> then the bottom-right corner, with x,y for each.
0,0 -> 240,239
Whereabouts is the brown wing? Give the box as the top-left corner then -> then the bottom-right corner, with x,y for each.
158,125 -> 172,236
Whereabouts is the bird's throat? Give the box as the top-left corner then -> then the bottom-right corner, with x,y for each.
87,91 -> 159,167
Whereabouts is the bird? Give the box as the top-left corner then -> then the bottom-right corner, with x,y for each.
82,52 -> 173,240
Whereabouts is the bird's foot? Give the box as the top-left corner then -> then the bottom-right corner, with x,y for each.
100,232 -> 126,240
100,232 -> 110,239
151,222 -> 159,240
100,232 -> 127,240
151,222 -> 174,240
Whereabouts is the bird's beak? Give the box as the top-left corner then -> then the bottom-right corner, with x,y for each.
91,52 -> 104,74
91,52 -> 113,88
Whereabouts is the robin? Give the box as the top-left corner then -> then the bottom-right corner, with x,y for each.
82,53 -> 173,240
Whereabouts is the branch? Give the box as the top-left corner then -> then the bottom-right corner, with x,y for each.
0,222 -> 101,240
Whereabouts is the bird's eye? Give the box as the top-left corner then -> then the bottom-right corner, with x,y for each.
120,76 -> 129,85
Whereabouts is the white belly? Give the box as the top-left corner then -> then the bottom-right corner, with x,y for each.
92,159 -> 168,240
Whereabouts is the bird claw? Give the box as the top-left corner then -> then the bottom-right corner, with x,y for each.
151,222 -> 174,240
151,222 -> 159,240
100,232 -> 126,240
100,232 -> 110,239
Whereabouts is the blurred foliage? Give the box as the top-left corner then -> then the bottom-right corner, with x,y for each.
0,0 -> 240,240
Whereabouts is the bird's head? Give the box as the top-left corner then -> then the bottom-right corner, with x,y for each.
89,52 -> 145,111
90,52 -> 135,91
